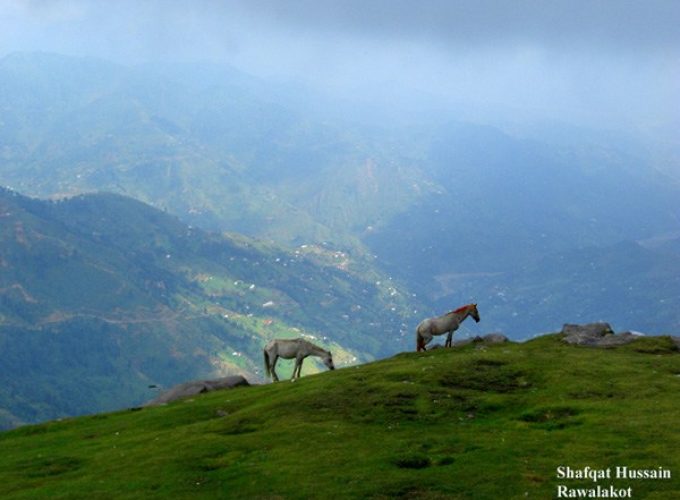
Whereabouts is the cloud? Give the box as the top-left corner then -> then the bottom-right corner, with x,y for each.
228,0 -> 680,54
1,1 -> 677,131
4,0 -> 679,59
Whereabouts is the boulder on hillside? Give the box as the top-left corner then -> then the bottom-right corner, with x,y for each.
482,333 -> 509,344
560,322 -> 638,348
453,333 -> 510,347
594,331 -> 640,347
562,322 -> 614,341
145,375 -> 250,406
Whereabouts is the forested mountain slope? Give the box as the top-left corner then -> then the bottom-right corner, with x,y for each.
0,188 -> 413,428
2,53 -> 679,337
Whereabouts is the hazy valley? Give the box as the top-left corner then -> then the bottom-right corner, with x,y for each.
0,187 -> 412,428
1,52 -> 679,428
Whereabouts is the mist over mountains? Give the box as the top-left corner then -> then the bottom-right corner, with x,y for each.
2,51 -> 679,335
1,51 -> 679,428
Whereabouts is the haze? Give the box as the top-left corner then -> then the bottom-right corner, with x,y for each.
1,0 -> 678,134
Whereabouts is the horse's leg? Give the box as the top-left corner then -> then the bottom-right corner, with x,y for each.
296,355 -> 308,379
264,349 -> 271,379
417,330 -> 431,352
271,355 -> 280,382
445,331 -> 452,347
423,331 -> 434,351
291,357 -> 301,380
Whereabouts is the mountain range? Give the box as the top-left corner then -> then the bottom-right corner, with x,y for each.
1,52 -> 680,426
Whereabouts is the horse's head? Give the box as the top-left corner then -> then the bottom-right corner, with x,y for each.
469,303 -> 480,323
323,351 -> 335,371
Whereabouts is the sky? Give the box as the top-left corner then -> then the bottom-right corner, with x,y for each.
1,0 -> 678,132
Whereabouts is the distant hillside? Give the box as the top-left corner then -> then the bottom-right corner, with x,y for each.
388,238 -> 680,337
0,52 -> 422,249
0,188 -> 415,429
2,52 -> 680,339
365,124 -> 680,335
0,335 -> 678,498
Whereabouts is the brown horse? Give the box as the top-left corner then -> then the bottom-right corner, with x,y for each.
416,304 -> 480,351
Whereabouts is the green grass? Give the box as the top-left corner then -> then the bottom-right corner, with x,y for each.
0,335 -> 678,499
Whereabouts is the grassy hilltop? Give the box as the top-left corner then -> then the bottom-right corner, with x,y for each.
1,334 -> 678,499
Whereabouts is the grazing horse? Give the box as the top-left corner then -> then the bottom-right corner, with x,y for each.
416,304 -> 480,352
263,338 -> 335,381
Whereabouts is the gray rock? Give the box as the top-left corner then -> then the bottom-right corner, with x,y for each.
561,322 -> 638,348
483,333 -> 509,344
145,375 -> 250,406
561,322 -> 614,345
595,332 -> 639,347
453,333 -> 509,347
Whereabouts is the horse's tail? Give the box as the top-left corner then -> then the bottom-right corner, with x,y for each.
415,324 -> 424,352
263,349 -> 271,379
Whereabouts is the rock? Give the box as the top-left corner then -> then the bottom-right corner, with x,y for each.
561,322 -> 614,345
145,375 -> 250,406
595,332 -> 639,347
483,333 -> 509,344
453,333 -> 509,347
561,322 -> 638,348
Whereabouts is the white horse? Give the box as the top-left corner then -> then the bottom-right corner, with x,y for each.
416,304 -> 480,351
263,338 -> 335,381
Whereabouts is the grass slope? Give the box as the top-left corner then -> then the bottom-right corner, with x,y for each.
1,335 -> 678,499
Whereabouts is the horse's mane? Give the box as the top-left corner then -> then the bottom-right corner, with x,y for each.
451,304 -> 472,314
